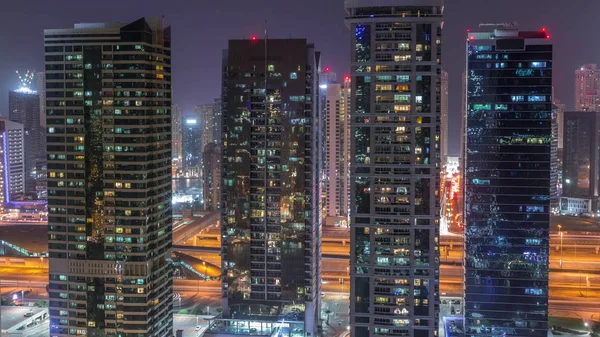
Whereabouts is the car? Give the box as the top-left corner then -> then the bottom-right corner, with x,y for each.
195,326 -> 202,331
24,312 -> 34,318
442,300 -> 447,304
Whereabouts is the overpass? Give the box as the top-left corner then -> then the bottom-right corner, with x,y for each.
172,211 -> 220,245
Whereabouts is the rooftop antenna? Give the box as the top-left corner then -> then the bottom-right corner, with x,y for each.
16,70 -> 34,89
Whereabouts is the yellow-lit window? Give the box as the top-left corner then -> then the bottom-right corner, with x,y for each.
49,172 -> 56,178
102,100 -> 113,106
156,74 -> 164,79
115,228 -> 123,233
115,182 -> 122,188
124,183 -> 131,188
124,210 -> 132,216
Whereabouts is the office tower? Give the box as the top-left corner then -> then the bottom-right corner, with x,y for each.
0,119 -> 25,203
9,72 -> 41,197
465,24 -> 552,336
322,75 -> 351,227
441,69 -> 449,166
44,17 -> 173,337
345,1 -> 443,336
172,104 -> 183,160
574,64 -> 600,111
182,117 -> 202,174
202,142 -> 221,211
218,38 -> 321,337
561,111 -> 600,215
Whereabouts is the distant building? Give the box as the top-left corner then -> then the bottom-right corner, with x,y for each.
559,196 -> 591,215
465,23 -> 552,336
182,118 -> 202,173
321,73 -> 351,227
562,111 -> 600,214
0,119 -> 25,203
172,104 -> 183,160
441,69 -> 449,165
195,99 -> 220,152
202,143 -> 221,211
9,80 -> 40,197
575,64 -> 600,111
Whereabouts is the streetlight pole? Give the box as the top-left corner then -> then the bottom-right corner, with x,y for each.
559,225 -> 563,269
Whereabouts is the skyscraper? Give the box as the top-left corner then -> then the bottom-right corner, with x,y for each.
562,111 -> 600,214
0,118 -> 25,203
344,1 -> 443,336
217,38 -> 321,337
441,69 -> 449,166
172,104 -> 183,161
196,99 -> 220,152
574,64 -> 600,112
202,142 -> 221,211
9,73 -> 41,198
44,17 -> 173,337
182,117 -> 202,174
465,24 -> 552,336
322,75 -> 351,227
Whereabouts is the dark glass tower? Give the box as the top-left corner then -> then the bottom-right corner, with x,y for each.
562,111 -> 600,213
9,87 -> 41,197
219,38 -> 321,337
182,117 -> 202,172
344,1 -> 443,337
464,24 -> 552,337
44,18 -> 173,337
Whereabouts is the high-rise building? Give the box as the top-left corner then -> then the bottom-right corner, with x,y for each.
44,17 -> 173,337
574,64 -> 600,112
465,24 -> 552,336
212,98 -> 222,146
217,38 -> 321,337
202,142 -> 221,211
196,99 -> 220,152
182,117 -> 202,174
9,73 -> 41,197
441,69 -> 449,166
344,1 -> 443,336
0,118 -> 25,203
553,98 -> 566,149
172,104 -> 183,160
322,75 -> 351,227
562,111 -> 600,214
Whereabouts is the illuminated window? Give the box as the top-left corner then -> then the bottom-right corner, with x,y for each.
268,65 -> 275,72
530,62 -> 546,68
290,72 -> 297,80
137,288 -> 145,294
115,182 -> 122,188
124,210 -> 132,216
528,95 -> 546,102
511,95 -> 524,102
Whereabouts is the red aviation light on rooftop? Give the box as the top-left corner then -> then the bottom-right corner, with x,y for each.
469,36 -> 475,41
324,67 -> 331,73
251,36 -> 258,41
344,75 -> 350,81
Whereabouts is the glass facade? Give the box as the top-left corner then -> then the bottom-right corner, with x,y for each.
464,26 -> 552,337
562,111 -> 600,212
45,18 -> 173,337
345,1 -> 443,337
220,39 -> 320,336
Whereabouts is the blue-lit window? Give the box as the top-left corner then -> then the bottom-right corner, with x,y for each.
511,96 -> 525,102
525,288 -> 544,295
473,104 -> 491,111
516,69 -> 534,77
397,75 -> 410,82
526,206 -> 544,212
476,54 -> 492,60
475,45 -> 492,51
495,104 -> 508,110
528,95 -> 546,102
290,72 -> 297,80
526,238 -> 542,245
530,62 -> 547,68
495,62 -> 506,68
472,179 -> 490,185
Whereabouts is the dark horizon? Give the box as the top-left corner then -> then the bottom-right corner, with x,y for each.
1,0 -> 598,154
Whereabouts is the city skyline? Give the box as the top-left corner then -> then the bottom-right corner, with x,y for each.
0,0 -> 599,154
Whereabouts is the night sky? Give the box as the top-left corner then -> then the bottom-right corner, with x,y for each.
0,0 -> 597,154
